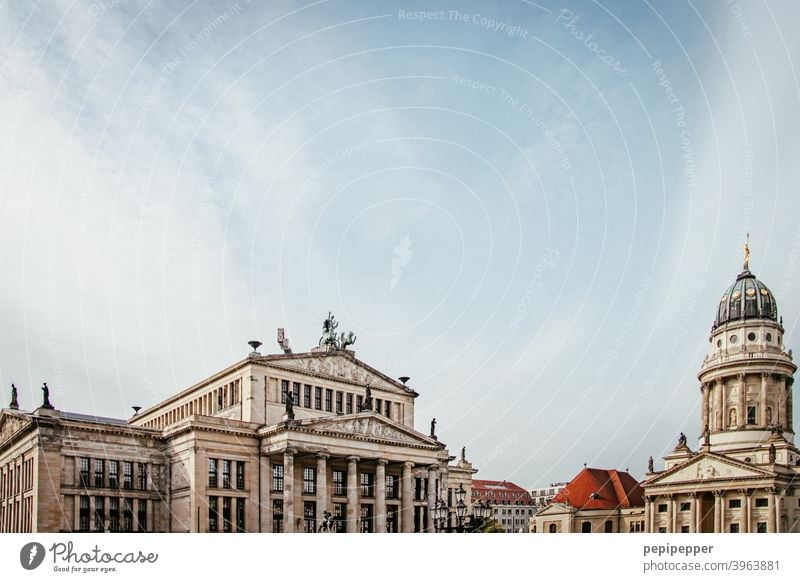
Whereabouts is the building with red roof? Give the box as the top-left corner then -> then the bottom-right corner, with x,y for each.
471,479 -> 536,532
531,467 -> 645,533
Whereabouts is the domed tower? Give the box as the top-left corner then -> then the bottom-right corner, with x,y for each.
698,240 -> 797,462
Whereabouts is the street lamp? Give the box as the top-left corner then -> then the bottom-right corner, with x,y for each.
433,498 -> 449,531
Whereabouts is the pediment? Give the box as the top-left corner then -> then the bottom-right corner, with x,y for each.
270,352 -> 408,394
647,453 -> 773,486
0,411 -> 32,445
305,413 -> 436,446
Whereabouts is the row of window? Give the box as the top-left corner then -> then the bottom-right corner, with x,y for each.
77,496 -> 147,532
208,496 -> 246,532
0,496 -> 34,533
270,465 -> 412,499
655,523 -> 771,533
268,500 -> 402,533
0,457 -> 34,499
79,458 -> 147,491
656,498 -> 769,512
208,459 -> 246,490
143,378 -> 242,429
280,380 -> 395,418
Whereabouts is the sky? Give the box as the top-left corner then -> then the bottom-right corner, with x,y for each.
2,0 -> 800,489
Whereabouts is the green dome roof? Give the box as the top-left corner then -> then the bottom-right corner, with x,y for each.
714,269 -> 777,328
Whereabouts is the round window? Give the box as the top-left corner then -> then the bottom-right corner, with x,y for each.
730,335 -> 738,344
747,332 -> 756,341
716,339 -> 722,347
766,333 -> 772,342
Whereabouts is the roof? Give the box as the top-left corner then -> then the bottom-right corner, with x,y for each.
714,267 -> 778,328
550,468 -> 644,510
471,479 -> 533,504
59,411 -> 129,426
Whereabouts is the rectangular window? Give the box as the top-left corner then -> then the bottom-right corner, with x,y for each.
314,387 -> 323,410
325,389 -> 333,412
304,385 -> 312,408
386,475 -> 397,499
79,458 -> 90,488
79,496 -> 90,531
280,380 -> 289,404
222,460 -> 231,489
414,477 -> 427,501
658,527 -> 667,533
94,497 -> 105,532
336,391 -> 343,414
680,525 -> 689,533
375,399 -> 382,415
209,496 -> 218,532
137,499 -> 147,532
122,498 -> 133,532
304,500 -> 316,533
236,461 -> 245,490
208,459 -> 218,488
385,401 -> 392,418
387,505 -> 399,533
747,405 -> 757,425
236,498 -> 245,532
109,498 -> 120,532
730,523 -> 740,533
360,504 -> 373,533
729,499 -> 742,509
679,502 -> 690,511
138,463 -> 147,490
360,472 -> 374,497
272,464 -> 284,492
272,500 -> 284,533
657,504 -> 668,513
222,497 -> 232,532
756,522 -> 767,533
122,462 -> 133,490
333,470 -> 345,496
109,461 -> 119,489
333,502 -> 346,533
293,382 -> 301,408
356,395 -> 363,412
755,498 -> 769,508
93,459 -> 104,488
346,393 -> 353,414
303,467 -> 317,495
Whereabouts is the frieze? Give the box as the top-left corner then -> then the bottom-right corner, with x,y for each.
314,417 -> 415,443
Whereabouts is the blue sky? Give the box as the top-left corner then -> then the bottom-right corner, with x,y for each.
2,0 -> 800,488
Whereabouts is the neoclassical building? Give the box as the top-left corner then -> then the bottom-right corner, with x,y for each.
0,316 -> 474,533
643,248 -> 800,532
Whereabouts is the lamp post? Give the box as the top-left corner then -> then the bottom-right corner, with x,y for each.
433,485 -> 491,533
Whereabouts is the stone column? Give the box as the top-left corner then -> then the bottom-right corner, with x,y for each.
317,454 -> 329,524
775,492 -> 782,533
694,494 -> 702,533
701,384 -> 710,435
401,461 -> 414,533
89,497 -> 96,531
259,455 -> 271,533
776,376 -> 785,427
426,465 -> 438,533
283,450 -> 295,533
713,492 -> 721,533
739,490 -> 747,533
787,379 -> 794,429
767,489 -> 776,533
644,498 -> 651,533
73,495 -> 80,531
761,373 -> 769,426
721,382 -> 728,429
738,373 -> 746,426
671,496 -> 678,533
715,381 -> 723,430
346,457 -> 359,533
687,494 -> 696,533
649,497 -> 656,533
375,459 -> 387,533
746,493 -> 752,533
665,495 -> 673,533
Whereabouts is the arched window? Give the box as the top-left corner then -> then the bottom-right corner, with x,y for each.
604,520 -> 613,533
549,523 -> 557,533
581,521 -> 592,533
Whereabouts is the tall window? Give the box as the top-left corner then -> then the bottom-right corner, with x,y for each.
209,496 -> 218,532
280,380 -> 289,404
303,385 -> 312,408
138,463 -> 147,490
272,464 -> 284,492
386,475 -> 397,499
387,506 -> 398,533
756,522 -> 767,533
108,461 -> 119,489
375,399 -> 382,415
137,499 -> 147,532
223,497 -> 232,532
304,501 -> 316,533
581,521 -> 592,533
109,498 -> 120,532
747,405 -> 757,425
79,458 -> 90,488
236,461 -> 245,490
360,504 -> 373,533
325,389 -> 333,412
314,387 -> 323,410
360,472 -> 374,497
356,395 -> 363,412
94,497 -> 105,531
333,502 -> 346,533
94,459 -> 104,488
346,393 -> 353,414
385,401 -> 392,418
272,500 -> 283,533
122,462 -> 133,490
122,499 -> 133,532
336,391 -> 343,414
332,470 -> 345,496
730,523 -> 740,533
604,520 -> 613,533
236,498 -> 245,532
79,496 -> 90,531
208,459 -> 218,488
414,477 -> 427,501
291,382 -> 301,407
222,460 -> 231,489
303,467 -> 317,495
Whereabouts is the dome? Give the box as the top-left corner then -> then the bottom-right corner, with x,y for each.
714,268 -> 777,328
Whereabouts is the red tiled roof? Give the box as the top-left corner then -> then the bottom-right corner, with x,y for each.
550,468 -> 644,510
471,479 -> 533,504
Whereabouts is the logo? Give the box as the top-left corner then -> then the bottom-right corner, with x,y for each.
20,542 -> 46,570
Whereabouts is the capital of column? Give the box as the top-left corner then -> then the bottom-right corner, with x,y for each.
762,372 -> 770,381
317,452 -> 329,460
737,372 -> 745,381
403,461 -> 414,469
377,458 -> 389,466
687,492 -> 697,498
284,448 -> 297,457
348,456 -> 360,464
713,490 -> 723,498
427,464 -> 439,472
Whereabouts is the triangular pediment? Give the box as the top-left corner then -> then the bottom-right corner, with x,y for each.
303,413 -> 438,447
265,351 -> 410,395
646,453 -> 774,486
0,411 -> 32,445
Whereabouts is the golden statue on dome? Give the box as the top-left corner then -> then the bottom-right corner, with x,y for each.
743,233 -> 750,270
